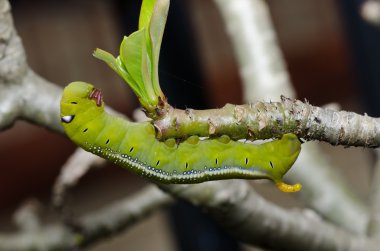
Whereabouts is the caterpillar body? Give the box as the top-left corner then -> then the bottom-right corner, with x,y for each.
60,82 -> 302,192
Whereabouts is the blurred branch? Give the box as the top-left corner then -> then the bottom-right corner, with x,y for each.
0,0 -> 26,129
2,180 -> 376,251
361,0 -> 380,27
0,0 -> 78,133
367,149 -> 380,237
0,0 -> 26,84
212,0 -> 294,101
52,149 -> 107,208
18,70 -> 65,132
161,181 -> 378,251
292,143 -> 368,233
13,199 -> 42,233
212,0 -> 368,234
0,186 -> 173,251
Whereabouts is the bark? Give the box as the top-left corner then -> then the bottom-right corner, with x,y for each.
154,98 -> 380,147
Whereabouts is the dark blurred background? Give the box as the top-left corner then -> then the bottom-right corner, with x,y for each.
0,0 -> 378,250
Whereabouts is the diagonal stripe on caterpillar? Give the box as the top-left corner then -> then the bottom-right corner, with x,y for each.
60,82 -> 302,192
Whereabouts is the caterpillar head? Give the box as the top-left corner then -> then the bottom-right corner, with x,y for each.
60,81 -> 104,134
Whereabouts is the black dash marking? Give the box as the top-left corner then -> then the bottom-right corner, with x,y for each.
156,160 -> 160,166
71,101 -> 78,104
83,128 -> 88,133
270,161 -> 274,168
129,147 -> 134,152
245,158 -> 248,165
106,139 -> 110,144
185,162 -> 189,169
215,158 -> 218,165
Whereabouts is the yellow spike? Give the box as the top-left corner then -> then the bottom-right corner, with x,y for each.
276,182 -> 302,193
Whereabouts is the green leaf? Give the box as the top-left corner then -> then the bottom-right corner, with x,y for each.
93,0 -> 170,114
149,0 -> 169,96
93,48 -> 120,75
93,48 -> 144,100
120,30 -> 156,106
139,0 -> 156,30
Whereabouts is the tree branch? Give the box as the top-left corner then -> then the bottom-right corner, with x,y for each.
2,180 -> 375,251
161,181 -> 378,251
212,0 -> 294,101
154,97 -> 380,147
212,0 -> 368,234
0,0 -> 62,133
52,148 -> 107,208
0,0 -> 27,84
291,143 -> 368,233
0,186 -> 174,251
367,149 -> 380,237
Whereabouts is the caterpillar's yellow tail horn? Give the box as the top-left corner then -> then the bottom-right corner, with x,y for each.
276,182 -> 302,193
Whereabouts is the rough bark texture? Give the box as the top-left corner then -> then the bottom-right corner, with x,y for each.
154,98 -> 380,148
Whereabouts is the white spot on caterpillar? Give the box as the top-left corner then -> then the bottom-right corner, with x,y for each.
61,115 -> 75,123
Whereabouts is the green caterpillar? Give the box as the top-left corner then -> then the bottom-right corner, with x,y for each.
60,82 -> 302,192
